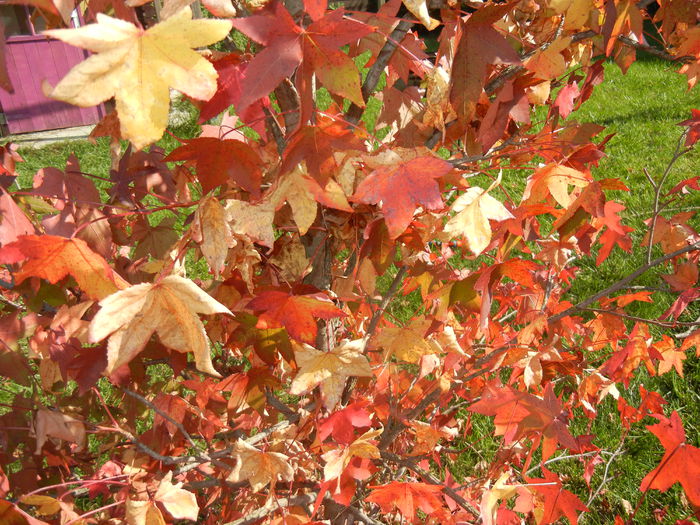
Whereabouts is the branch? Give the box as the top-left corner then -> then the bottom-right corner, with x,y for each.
346,19 -> 414,125
222,494 -> 316,525
583,307 -> 700,328
550,240 -> 700,322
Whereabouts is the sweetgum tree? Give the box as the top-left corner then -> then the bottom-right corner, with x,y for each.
1,0 -> 700,523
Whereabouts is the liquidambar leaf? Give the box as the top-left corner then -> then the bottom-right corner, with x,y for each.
43,8 -> 232,149
0,235 -> 128,299
88,275 -> 232,376
227,439 -> 294,492
290,339 -> 373,410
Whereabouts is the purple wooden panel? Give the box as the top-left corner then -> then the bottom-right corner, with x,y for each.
0,37 -> 104,134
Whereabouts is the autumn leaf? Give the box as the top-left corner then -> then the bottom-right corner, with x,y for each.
443,186 -> 514,255
322,428 -> 381,481
0,235 -> 128,300
353,155 -> 452,238
224,198 -> 276,248
247,288 -> 346,344
154,472 -> 199,521
318,401 -> 372,444
480,473 -> 519,525
88,275 -> 232,376
164,137 -> 263,196
402,0 -> 439,30
42,8 -> 232,149
0,187 -> 35,246
526,468 -> 588,525
375,317 -> 438,363
192,195 -> 233,278
125,499 -> 166,525
34,408 -> 86,454
641,411 -> 700,506
227,439 -> 294,492
523,164 -> 592,208
290,339 -> 373,410
366,481 -> 445,522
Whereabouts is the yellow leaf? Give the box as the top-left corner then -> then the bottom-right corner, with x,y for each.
88,275 -> 232,376
224,199 -> 276,248
523,164 -> 591,208
322,428 -> 381,481
125,499 -> 166,525
154,472 -> 199,521
376,317 -> 437,364
443,187 -> 513,255
480,473 -> 519,525
43,8 -> 232,149
290,339 -> 373,410
524,37 -> 571,80
193,195 -> 233,278
19,495 -> 61,517
402,0 -> 440,30
227,439 -> 294,492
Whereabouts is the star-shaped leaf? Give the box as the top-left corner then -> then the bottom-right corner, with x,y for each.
43,8 -> 232,149
290,339 -> 373,410
89,275 -> 232,376
227,439 -> 294,492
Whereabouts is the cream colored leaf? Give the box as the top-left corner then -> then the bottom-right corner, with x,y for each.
376,317 -> 436,363
34,408 -> 86,454
43,8 -> 232,149
443,187 -> 514,255
224,199 -> 276,248
193,195 -> 233,277
480,473 -> 519,525
125,499 -> 166,525
322,428 -> 381,481
402,0 -> 439,30
88,275 -> 232,376
154,472 -> 199,521
19,495 -> 61,517
227,439 -> 294,492
290,339 -> 373,410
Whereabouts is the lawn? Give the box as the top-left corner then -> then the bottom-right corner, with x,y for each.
5,54 -> 700,521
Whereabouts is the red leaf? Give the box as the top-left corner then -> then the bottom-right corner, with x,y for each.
366,482 -> 445,522
318,401 -> 372,444
0,188 -> 35,247
641,411 -> 700,506
525,468 -> 588,525
678,108 -> 700,147
353,156 -> 451,238
554,82 -> 580,119
247,288 -> 346,344
164,137 -> 263,196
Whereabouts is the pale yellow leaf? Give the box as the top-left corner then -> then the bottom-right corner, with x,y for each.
88,275 -> 232,376
376,317 -> 437,363
402,0 -> 440,30
480,473 -> 519,525
43,8 -> 232,149
224,199 -> 276,248
154,472 -> 199,521
125,499 -> 166,525
290,339 -> 373,410
322,428 -> 381,481
19,495 -> 61,517
227,439 -> 294,492
193,195 -> 233,277
443,187 -> 513,255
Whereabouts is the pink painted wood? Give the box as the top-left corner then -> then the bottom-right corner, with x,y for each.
0,35 -> 104,134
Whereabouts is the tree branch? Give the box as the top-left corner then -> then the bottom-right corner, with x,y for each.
550,240 -> 700,322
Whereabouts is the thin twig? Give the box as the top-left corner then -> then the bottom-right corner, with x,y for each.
550,240 -> 700,322
586,439 -> 626,507
583,307 -> 700,328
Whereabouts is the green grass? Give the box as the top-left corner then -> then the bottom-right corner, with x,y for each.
4,53 -> 700,522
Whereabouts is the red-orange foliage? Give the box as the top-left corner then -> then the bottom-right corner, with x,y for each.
1,0 -> 700,523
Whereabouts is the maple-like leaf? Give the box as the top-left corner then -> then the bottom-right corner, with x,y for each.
153,472 -> 199,521
0,235 -> 128,300
641,411 -> 700,506
526,468 -> 588,525
231,4 -> 371,115
164,138 -> 262,196
42,8 -> 232,149
353,155 -> 452,238
0,188 -> 35,246
125,499 -> 166,525
247,288 -> 346,344
366,482 -> 445,522
34,408 -> 86,454
318,401 -> 372,444
224,198 -> 276,248
443,187 -> 514,255
290,339 -> 373,410
402,0 -> 439,30
192,195 -> 233,278
523,164 -> 592,208
88,275 -> 232,376
227,439 -> 294,492
322,428 -> 381,481
376,317 -> 437,363
480,473 -> 519,525
679,109 -> 700,147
